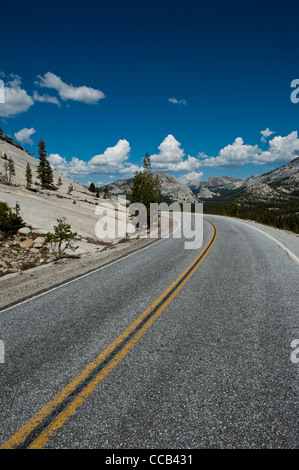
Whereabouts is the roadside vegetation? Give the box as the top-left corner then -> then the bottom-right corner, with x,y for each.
45,218 -> 78,260
131,152 -> 162,227
0,201 -> 24,236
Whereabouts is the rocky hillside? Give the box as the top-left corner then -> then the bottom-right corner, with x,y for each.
203,157 -> 299,233
105,171 -> 197,203
0,133 -> 138,277
240,157 -> 299,200
189,176 -> 245,200
188,158 -> 299,202
0,133 -> 131,240
0,133 -> 85,194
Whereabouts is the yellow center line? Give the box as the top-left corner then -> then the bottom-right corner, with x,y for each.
1,219 -> 217,450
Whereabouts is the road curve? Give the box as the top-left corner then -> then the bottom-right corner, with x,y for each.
0,215 -> 298,449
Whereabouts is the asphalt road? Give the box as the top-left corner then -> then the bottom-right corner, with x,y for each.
0,214 -> 298,449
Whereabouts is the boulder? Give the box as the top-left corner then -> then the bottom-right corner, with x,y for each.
34,237 -> 45,244
33,243 -> 43,249
20,239 -> 34,249
18,227 -> 31,235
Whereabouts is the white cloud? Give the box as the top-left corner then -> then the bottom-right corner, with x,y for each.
33,91 -> 60,106
14,127 -> 36,145
0,75 -> 34,117
49,140 -> 140,179
35,72 -> 105,104
178,171 -> 203,185
151,135 -> 201,173
261,127 -> 275,143
255,131 -> 299,164
89,139 -> 130,166
199,137 -> 261,167
88,139 -> 139,175
168,97 -> 187,105
196,131 -> 299,167
151,135 -> 185,164
49,154 -> 89,176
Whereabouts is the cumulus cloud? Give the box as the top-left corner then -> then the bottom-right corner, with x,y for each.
168,97 -> 187,105
49,140 -> 140,178
261,127 -> 275,143
150,135 -> 202,173
49,154 -> 89,176
255,131 -> 299,164
88,139 -> 131,171
198,137 -> 261,167
197,131 -> 299,167
33,91 -> 60,106
35,72 -> 105,104
0,75 -> 34,117
178,171 -> 203,185
151,135 -> 185,164
14,127 -> 36,145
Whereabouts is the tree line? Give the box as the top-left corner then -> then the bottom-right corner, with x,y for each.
202,198 -> 299,234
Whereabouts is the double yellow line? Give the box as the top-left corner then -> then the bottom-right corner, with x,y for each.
1,219 -> 217,449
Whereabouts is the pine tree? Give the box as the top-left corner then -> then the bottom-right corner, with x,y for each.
37,139 -> 54,189
57,176 -> 63,187
8,157 -> 15,185
25,163 -> 33,190
2,154 -> 9,183
46,160 -> 54,189
103,186 -> 109,199
89,182 -> 96,193
1,156 -> 16,185
131,153 -> 162,227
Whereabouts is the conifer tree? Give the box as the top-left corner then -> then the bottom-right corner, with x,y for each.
131,152 -> 162,227
103,186 -> 109,199
37,139 -> 54,189
2,154 -> 9,183
25,163 -> 33,190
8,157 -> 15,185
89,182 -> 96,193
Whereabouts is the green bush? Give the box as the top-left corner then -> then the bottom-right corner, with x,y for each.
0,202 -> 24,236
45,218 -> 78,259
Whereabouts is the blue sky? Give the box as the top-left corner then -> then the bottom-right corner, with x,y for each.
1,0 -> 299,186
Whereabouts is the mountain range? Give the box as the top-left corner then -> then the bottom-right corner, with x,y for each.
104,172 -> 198,203
104,158 -> 299,204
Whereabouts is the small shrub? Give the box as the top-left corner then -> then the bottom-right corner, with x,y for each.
0,202 -> 24,236
45,218 -> 78,259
